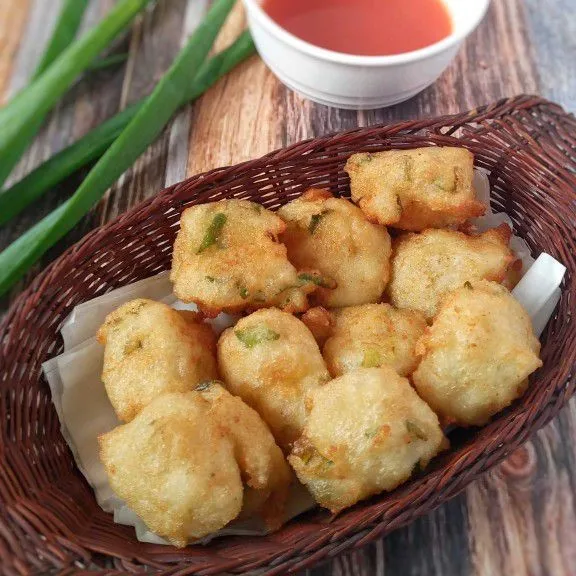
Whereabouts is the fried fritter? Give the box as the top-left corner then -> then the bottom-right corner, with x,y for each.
288,367 -> 447,513
322,304 -> 427,377
197,381 -> 292,529
99,392 -> 243,546
97,299 -> 217,422
170,200 -> 316,316
412,280 -> 542,427
217,308 -> 331,450
388,225 -> 515,320
345,147 -> 485,231
99,387 -> 290,546
278,189 -> 392,307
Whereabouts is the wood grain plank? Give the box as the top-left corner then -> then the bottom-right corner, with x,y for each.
165,0 -> 209,186
0,0 -> 128,306
382,496 -> 471,576
2,0 -> 59,99
365,0 -> 540,125
186,2 -> 284,174
524,0 -> 576,112
468,410 -> 576,576
97,0 -> 191,224
186,55 -> 282,173
0,0 -> 30,102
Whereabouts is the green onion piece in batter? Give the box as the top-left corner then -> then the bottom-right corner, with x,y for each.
235,325 -> 280,348
197,213 -> 227,254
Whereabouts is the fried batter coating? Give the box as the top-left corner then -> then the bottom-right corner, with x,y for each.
345,147 -> 485,231
388,225 -> 515,320
197,381 -> 291,529
322,304 -> 427,377
412,280 -> 542,427
217,308 -> 330,450
99,387 -> 290,546
288,367 -> 447,513
278,189 -> 392,307
99,392 -> 243,546
97,299 -> 217,422
300,306 -> 335,347
171,200 -> 315,316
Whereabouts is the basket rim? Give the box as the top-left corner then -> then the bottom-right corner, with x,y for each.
1,93 -> 576,575
0,93 -> 569,318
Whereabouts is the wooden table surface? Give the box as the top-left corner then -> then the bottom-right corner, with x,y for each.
1,1 -> 575,575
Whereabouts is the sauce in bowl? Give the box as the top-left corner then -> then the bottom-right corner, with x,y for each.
261,0 -> 453,56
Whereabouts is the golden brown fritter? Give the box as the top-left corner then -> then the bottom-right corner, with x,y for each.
412,280 -> 542,427
288,367 -> 447,513
217,308 -> 331,451
197,381 -> 292,530
322,304 -> 427,377
170,200 -> 316,316
278,189 -> 392,307
99,387 -> 291,547
345,147 -> 485,231
388,225 -> 515,320
99,392 -> 243,546
97,299 -> 217,422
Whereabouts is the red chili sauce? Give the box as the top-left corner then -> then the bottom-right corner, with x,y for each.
262,0 -> 453,56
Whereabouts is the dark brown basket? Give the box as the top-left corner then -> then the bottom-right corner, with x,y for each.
1,94 -> 575,575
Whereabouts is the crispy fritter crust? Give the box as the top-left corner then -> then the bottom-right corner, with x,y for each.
300,306 -> 335,347
412,280 -> 542,426
278,189 -> 392,307
99,386 -> 291,546
97,299 -> 217,422
388,225 -> 515,320
170,200 -> 315,316
99,392 -> 243,546
197,382 -> 292,530
217,308 -> 330,451
288,367 -> 447,513
345,147 -> 485,231
322,304 -> 427,377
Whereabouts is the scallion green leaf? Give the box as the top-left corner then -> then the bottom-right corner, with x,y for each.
196,213 -> 227,254
0,0 -> 237,296
362,349 -> 382,368
298,272 -> 337,289
239,286 -> 249,299
0,0 -> 153,188
0,31 -> 255,227
33,0 -> 90,79
196,380 -> 221,392
405,420 -> 428,441
0,102 -> 140,227
235,325 -> 280,348
308,209 -> 331,234
88,52 -> 129,71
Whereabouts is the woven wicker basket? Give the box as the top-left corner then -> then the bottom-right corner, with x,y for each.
1,94 -> 575,575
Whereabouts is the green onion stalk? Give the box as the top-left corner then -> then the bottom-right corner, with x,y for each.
33,0 -> 90,79
0,0 -> 153,188
0,0 -> 243,296
0,31 -> 255,227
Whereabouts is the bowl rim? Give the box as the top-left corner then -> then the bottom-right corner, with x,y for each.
242,0 -> 491,67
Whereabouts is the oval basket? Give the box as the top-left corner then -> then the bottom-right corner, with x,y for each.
1,94 -> 576,575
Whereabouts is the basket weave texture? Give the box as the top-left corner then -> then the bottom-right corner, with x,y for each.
1,95 -> 575,575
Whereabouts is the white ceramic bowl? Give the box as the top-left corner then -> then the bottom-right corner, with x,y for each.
241,0 -> 491,110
